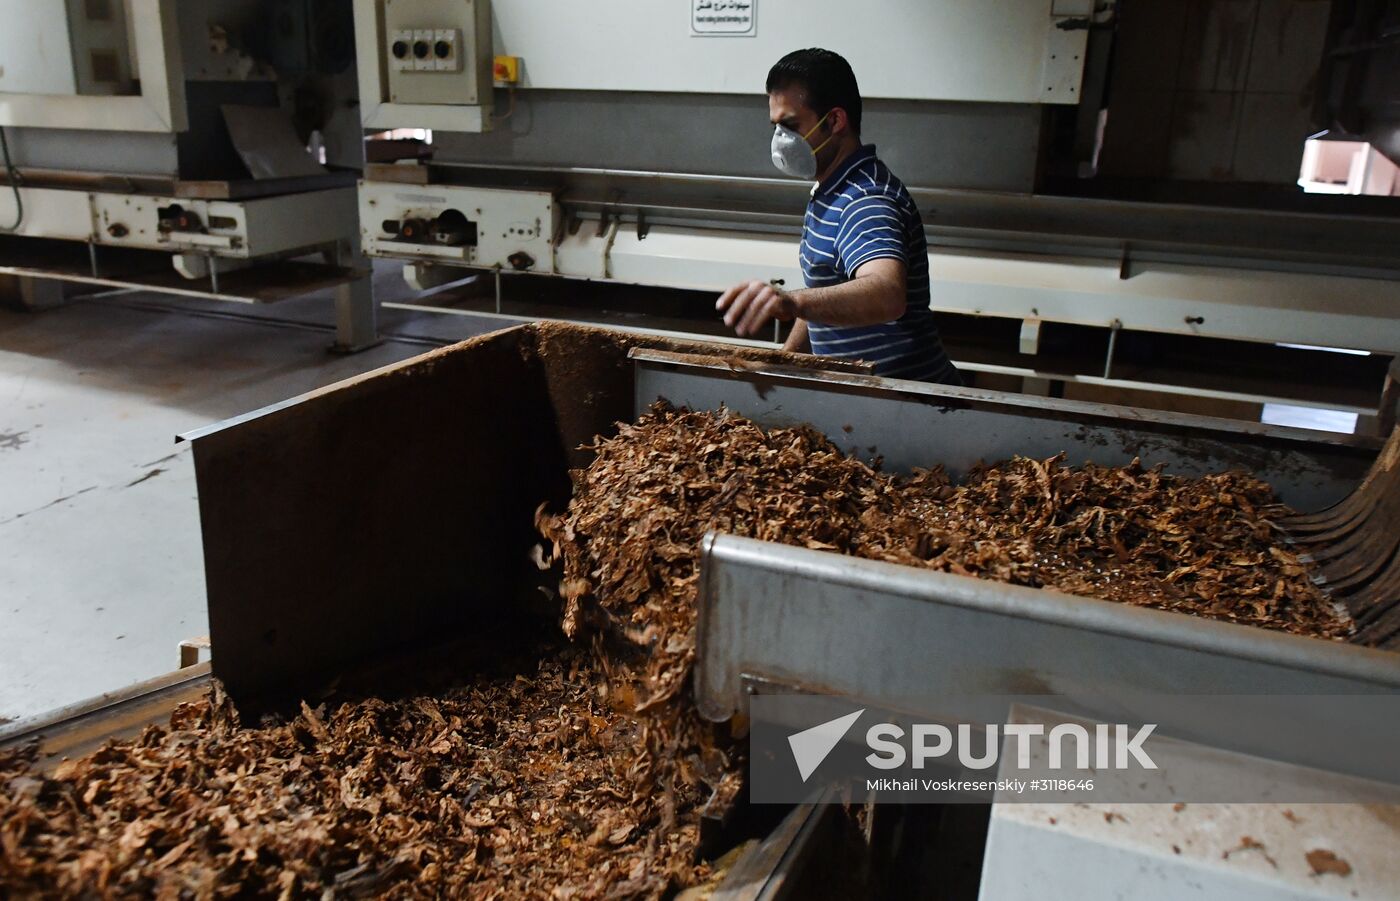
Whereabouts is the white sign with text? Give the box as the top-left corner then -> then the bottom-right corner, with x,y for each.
691,0 -> 756,36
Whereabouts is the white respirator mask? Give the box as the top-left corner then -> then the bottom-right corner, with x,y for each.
771,111 -> 833,180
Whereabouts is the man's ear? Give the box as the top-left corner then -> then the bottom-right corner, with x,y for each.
827,107 -> 849,136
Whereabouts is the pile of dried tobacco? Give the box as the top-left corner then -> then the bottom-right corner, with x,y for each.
0,648 -> 709,899
542,405 -> 1348,661
537,405 -> 1350,809
883,456 -> 1348,637
536,406 -> 905,817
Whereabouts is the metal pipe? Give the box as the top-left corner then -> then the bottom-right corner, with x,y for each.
430,159 -> 801,188
1103,317 -> 1122,379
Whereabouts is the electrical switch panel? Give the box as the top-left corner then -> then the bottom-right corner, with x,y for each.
381,0 -> 491,106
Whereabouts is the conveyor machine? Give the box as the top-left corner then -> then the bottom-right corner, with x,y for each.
0,0 -> 378,350
5,324 -> 1400,898
350,0 -> 1400,425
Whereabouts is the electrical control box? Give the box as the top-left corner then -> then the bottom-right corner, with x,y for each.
382,0 -> 491,106
359,181 -> 559,273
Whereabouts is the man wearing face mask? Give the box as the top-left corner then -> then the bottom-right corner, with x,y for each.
716,48 -> 961,385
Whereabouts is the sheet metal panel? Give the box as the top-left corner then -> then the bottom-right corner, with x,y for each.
694,534 -> 1400,779
980,782 -> 1400,899
188,327 -> 570,713
430,92 -> 1045,193
0,128 -> 181,177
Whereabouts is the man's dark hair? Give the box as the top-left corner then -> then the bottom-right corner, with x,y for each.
766,48 -> 862,135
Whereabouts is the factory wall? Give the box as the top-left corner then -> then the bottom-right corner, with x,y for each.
1098,0 -> 1332,185
434,91 -> 1045,193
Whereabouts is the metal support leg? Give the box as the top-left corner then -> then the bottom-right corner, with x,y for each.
208,254 -> 220,295
87,242 -> 99,277
332,273 -> 379,354
494,266 -> 503,315
328,236 -> 380,353
0,274 -> 68,311
1018,318 -> 1042,355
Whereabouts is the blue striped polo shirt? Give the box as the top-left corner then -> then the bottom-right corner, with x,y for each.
800,145 -> 961,384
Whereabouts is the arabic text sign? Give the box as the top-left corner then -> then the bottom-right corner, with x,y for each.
691,0 -> 756,36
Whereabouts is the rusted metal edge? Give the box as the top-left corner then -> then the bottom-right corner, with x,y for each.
0,166 -> 177,195
176,325 -> 843,446
176,325 -> 535,444
628,347 -> 873,377
0,663 -> 211,748
363,162 -> 432,186
174,171 -> 358,200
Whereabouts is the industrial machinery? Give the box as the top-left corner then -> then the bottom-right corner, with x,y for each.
0,0 -> 378,351
350,0 -> 1400,429
5,323 -> 1398,898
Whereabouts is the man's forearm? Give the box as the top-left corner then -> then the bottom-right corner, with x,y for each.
791,269 -> 904,326
783,318 -> 811,353
716,261 -> 906,339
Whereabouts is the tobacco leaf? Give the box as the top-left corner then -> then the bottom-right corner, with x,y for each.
1305,847 -> 1352,877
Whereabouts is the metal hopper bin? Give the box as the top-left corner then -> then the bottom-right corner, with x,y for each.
6,322 -> 1398,899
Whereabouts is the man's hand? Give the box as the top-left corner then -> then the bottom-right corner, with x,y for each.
716,280 -> 799,338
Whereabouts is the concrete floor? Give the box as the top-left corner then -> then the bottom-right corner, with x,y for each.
0,274 -> 504,723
